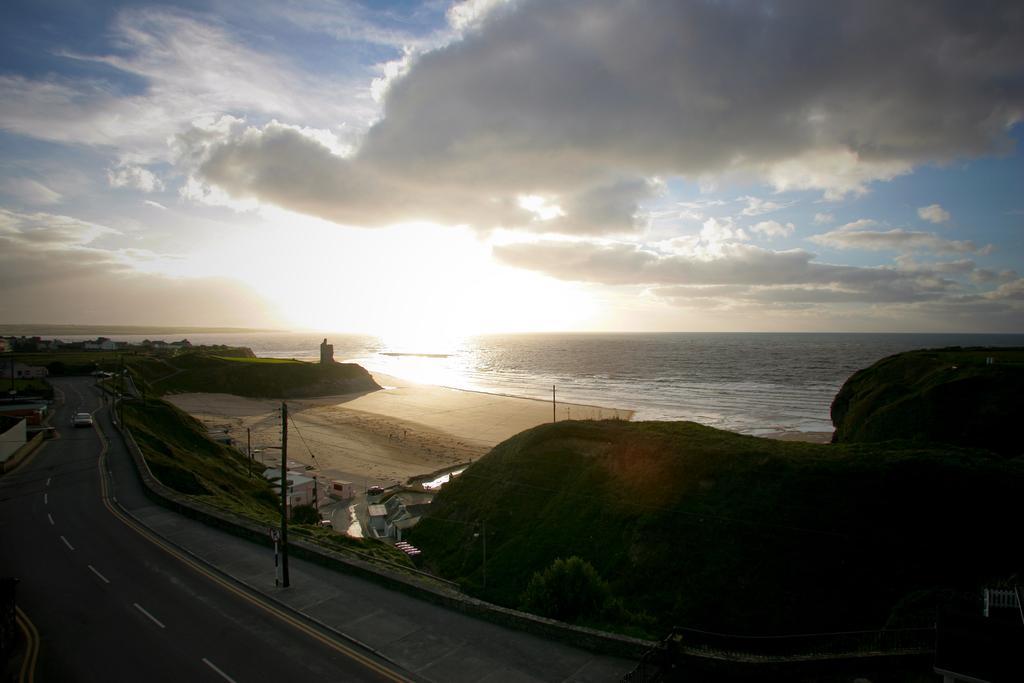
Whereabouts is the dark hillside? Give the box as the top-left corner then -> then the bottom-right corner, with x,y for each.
409,420 -> 1023,637
831,347 -> 1024,456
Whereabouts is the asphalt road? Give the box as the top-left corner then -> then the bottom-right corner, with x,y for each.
0,377 -> 410,682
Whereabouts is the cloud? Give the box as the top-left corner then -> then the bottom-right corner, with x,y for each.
0,208 -> 279,326
183,117 -> 655,234
447,0 -> 512,31
751,220 -> 795,239
489,237 -> 1024,316
917,203 -> 951,223
0,9 -> 373,162
740,196 -> 794,216
108,164 -> 164,193
0,208 -> 117,249
181,0 -> 1023,234
810,220 -> 983,253
1,178 -> 63,205
813,213 -> 834,225
493,239 -> 912,289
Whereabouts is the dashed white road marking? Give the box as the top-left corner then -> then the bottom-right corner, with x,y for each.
87,565 -> 111,584
46,477 -> 51,487
202,658 -> 238,683
47,513 -> 54,526
60,535 -> 74,551
134,603 -> 166,629
43,493 -> 48,505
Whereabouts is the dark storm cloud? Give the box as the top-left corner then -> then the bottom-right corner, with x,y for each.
185,0 -> 1024,233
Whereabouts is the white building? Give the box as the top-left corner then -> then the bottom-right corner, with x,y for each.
0,362 -> 48,379
263,468 -> 319,511
0,416 -> 27,463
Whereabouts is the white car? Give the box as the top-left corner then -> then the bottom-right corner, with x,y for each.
72,412 -> 93,428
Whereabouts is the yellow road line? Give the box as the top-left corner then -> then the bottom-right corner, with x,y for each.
15,606 -> 39,683
91,409 -> 411,682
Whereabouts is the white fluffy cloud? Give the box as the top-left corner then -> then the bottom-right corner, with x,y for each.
917,204 -> 951,224
751,220 -> 795,239
108,164 -> 164,193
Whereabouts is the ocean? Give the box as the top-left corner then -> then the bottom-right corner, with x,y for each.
49,331 -> 1024,435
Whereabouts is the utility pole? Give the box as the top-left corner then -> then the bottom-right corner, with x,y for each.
552,385 -> 556,423
247,427 -> 252,478
279,402 -> 290,588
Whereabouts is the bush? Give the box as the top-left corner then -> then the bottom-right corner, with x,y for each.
291,504 -> 321,525
520,556 -> 611,623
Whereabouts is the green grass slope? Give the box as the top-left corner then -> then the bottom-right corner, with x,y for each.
123,398 -> 280,513
129,351 -> 381,398
831,347 -> 1024,456
123,397 -> 412,565
408,420 -> 1023,637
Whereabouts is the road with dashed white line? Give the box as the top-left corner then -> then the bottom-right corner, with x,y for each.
0,377 -> 407,682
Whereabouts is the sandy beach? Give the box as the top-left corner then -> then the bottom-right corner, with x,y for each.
167,373 -> 633,487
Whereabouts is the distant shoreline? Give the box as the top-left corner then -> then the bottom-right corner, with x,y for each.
0,324 -> 285,336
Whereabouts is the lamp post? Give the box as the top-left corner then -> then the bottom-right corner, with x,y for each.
257,443 -> 287,587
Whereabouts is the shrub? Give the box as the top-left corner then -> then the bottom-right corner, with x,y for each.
291,504 -> 321,525
520,556 -> 611,623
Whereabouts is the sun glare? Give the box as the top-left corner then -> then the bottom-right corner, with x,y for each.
170,212 -> 601,338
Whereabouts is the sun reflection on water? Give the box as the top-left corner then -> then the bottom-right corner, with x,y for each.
363,331 -> 475,389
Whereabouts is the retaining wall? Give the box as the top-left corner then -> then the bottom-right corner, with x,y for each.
112,403 -> 654,660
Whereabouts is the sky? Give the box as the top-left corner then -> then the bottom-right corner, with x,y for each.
1,0 -> 1023,337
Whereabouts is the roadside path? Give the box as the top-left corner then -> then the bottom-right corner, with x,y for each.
81,377 -> 635,681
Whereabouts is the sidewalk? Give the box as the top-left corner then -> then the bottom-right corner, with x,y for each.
101,399 -> 637,682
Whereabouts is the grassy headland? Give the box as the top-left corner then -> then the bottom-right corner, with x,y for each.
831,346 -> 1024,456
409,419 -> 1023,637
126,350 -> 381,398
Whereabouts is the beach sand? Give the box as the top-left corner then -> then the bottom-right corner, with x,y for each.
166,373 -> 633,487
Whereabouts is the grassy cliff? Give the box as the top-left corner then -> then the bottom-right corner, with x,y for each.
408,420 -> 1023,637
128,351 -> 381,398
831,347 -> 1024,456
124,398 -> 278,512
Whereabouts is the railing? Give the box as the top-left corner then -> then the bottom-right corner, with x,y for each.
984,588 -> 1020,615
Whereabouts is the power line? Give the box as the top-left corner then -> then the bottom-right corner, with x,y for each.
288,412 -> 320,470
